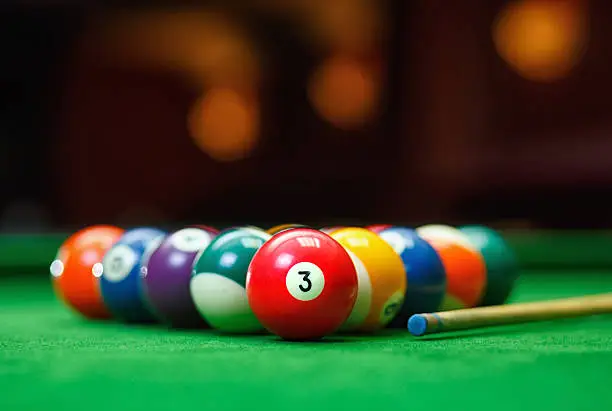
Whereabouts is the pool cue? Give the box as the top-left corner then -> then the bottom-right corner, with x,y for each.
408,293 -> 612,336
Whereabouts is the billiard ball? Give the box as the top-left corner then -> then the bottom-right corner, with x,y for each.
319,226 -> 345,234
416,224 -> 475,249
51,225 -> 124,319
247,228 -> 358,340
99,227 -> 166,323
416,224 -> 487,310
190,227 -> 270,333
330,227 -> 406,332
459,225 -> 519,306
142,227 -> 216,328
190,225 -> 220,235
365,224 -> 393,234
266,224 -> 309,235
378,226 -> 446,327
227,224 -> 265,232
244,225 -> 265,230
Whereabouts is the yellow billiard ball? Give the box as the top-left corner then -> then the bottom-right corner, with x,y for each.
266,224 -> 308,235
330,227 -> 406,332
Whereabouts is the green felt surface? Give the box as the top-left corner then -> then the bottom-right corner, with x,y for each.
2,271 -> 612,411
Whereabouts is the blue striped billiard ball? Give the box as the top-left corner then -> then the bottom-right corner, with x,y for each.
100,227 -> 167,323
378,227 -> 446,328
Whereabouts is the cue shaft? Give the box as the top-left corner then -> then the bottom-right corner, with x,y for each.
408,293 -> 612,336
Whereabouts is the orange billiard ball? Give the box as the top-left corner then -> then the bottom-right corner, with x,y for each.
416,225 -> 487,310
51,225 -> 124,319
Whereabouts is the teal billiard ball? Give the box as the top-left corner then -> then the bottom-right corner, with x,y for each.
459,225 -> 519,306
190,227 -> 271,333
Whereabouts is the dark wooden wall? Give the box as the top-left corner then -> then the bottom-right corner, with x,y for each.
4,1 -> 612,229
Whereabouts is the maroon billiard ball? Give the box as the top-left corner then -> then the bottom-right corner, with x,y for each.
189,225 -> 220,235
365,224 -> 393,234
142,227 -> 216,328
246,228 -> 358,340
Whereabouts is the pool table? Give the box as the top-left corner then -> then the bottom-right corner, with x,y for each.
1,230 -> 612,411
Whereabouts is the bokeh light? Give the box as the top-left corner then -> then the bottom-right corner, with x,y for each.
188,88 -> 260,162
308,55 -> 379,130
100,10 -> 259,89
493,0 -> 588,82
307,0 -> 382,53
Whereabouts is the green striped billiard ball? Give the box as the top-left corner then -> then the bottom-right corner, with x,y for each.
459,225 -> 519,306
189,227 -> 271,333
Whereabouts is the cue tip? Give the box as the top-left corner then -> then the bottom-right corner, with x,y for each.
408,314 -> 431,336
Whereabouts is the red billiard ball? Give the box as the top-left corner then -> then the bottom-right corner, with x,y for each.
319,226 -> 345,234
246,228 -> 359,341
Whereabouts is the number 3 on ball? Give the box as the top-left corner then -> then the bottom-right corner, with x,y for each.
286,262 -> 325,301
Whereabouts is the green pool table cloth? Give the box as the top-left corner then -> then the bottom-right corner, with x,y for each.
2,270 -> 612,411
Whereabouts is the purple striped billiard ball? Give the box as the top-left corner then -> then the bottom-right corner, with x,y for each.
142,227 -> 216,328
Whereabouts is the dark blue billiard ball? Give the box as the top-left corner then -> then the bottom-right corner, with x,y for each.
378,226 -> 446,328
100,227 -> 166,323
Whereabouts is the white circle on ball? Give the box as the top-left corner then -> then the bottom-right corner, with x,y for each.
171,228 -> 212,253
285,262 -> 325,301
190,273 -> 261,333
102,244 -> 138,282
50,260 -> 64,278
92,263 -> 104,278
379,231 -> 407,255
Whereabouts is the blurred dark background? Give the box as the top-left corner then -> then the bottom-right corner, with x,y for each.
1,0 -> 611,232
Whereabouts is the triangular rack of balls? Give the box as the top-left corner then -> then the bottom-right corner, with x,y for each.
51,223 -> 518,340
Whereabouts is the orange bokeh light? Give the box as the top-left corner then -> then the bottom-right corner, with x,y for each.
188,88 -> 260,162
307,0 -> 382,53
308,55 -> 379,130
493,0 -> 588,82
99,10 -> 259,89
